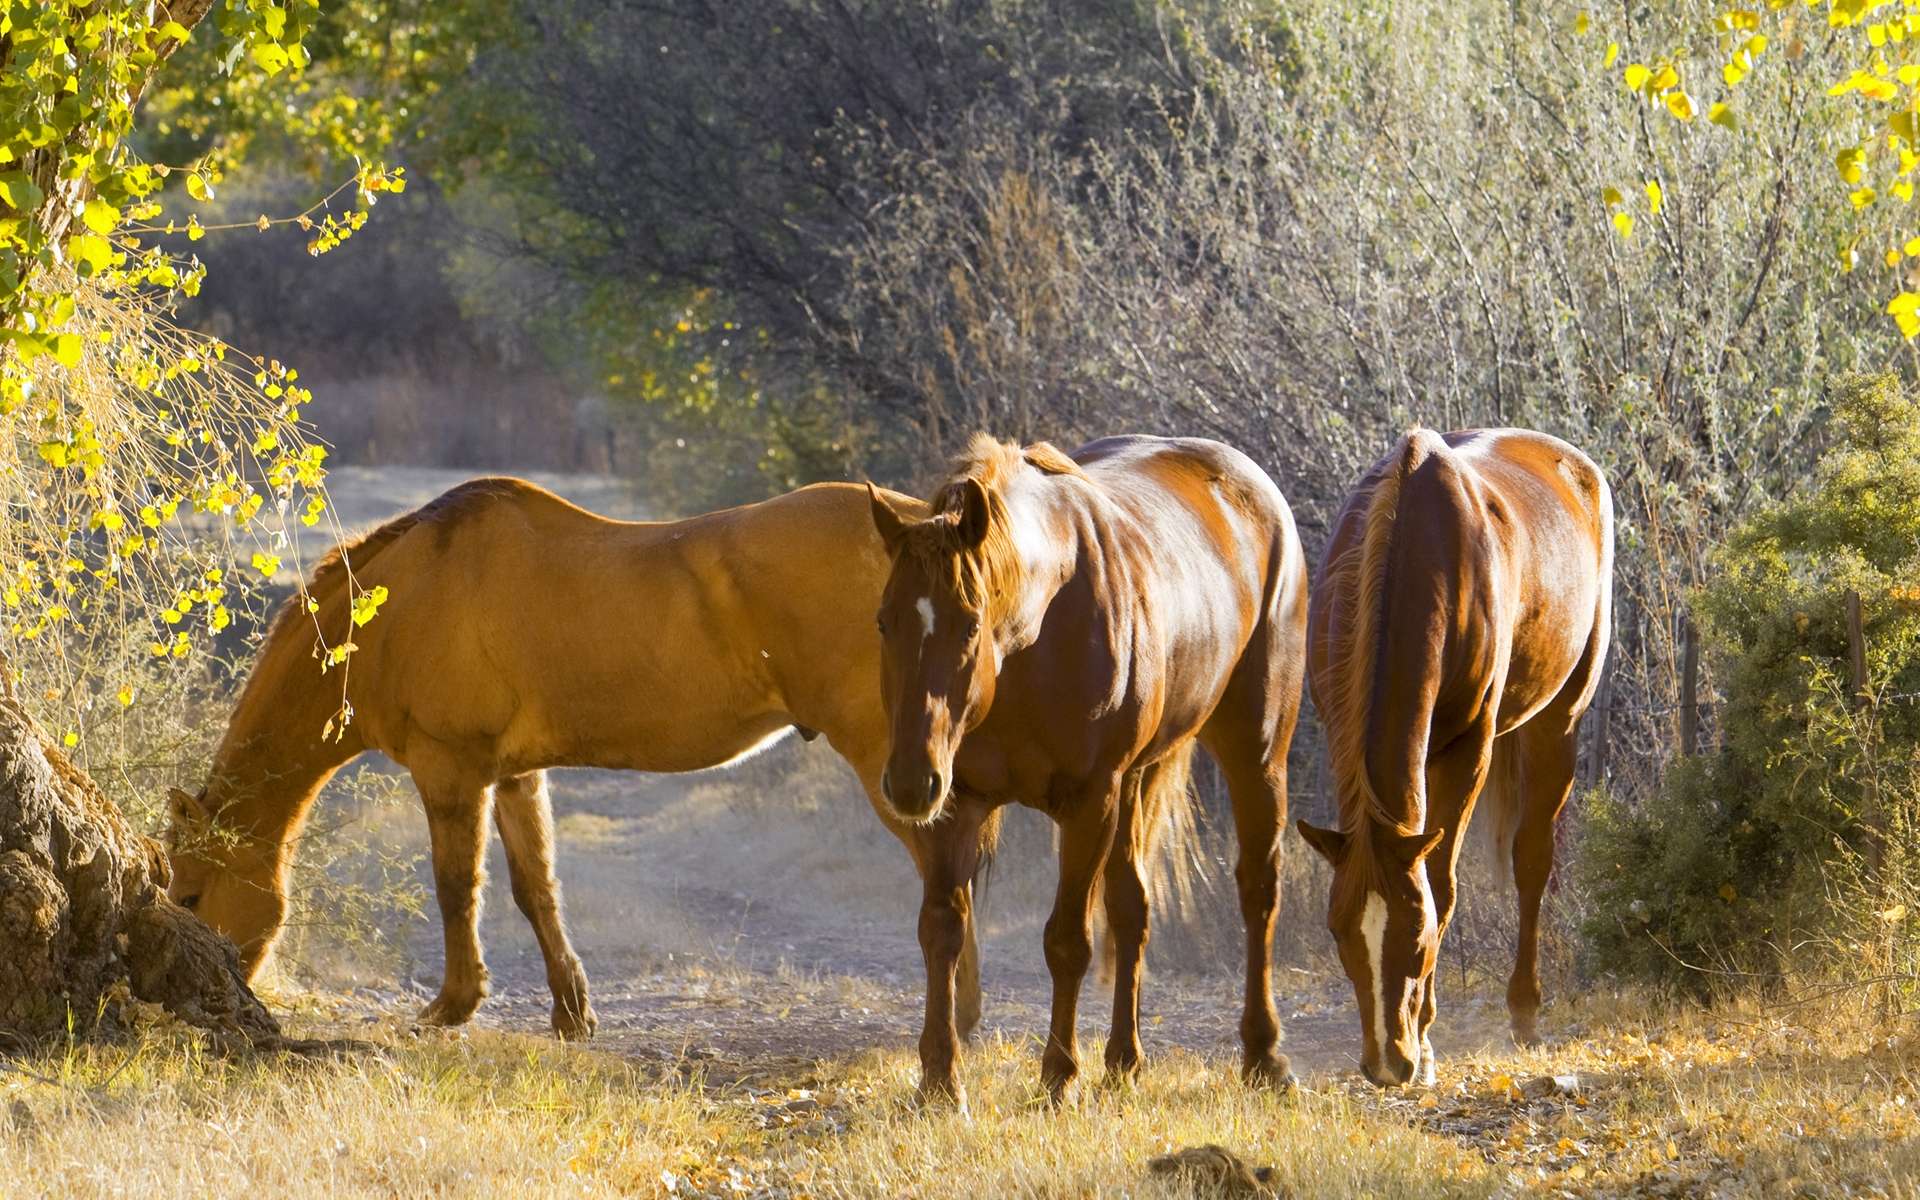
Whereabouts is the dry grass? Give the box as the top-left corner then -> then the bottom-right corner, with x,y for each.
3,988 -> 1918,1198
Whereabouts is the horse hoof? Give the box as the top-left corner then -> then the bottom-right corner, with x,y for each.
1243,1052 -> 1297,1093
915,1078 -> 968,1115
417,994 -> 481,1028
553,1004 -> 598,1042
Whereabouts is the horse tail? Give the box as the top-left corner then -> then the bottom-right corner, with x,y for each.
970,806 -> 1005,913
1475,732 -> 1525,877
1095,740 -> 1200,983
1324,430 -> 1445,836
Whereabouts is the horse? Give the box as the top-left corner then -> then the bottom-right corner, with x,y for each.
1295,428 -> 1612,1088
163,476 -> 1007,1041
866,433 -> 1308,1105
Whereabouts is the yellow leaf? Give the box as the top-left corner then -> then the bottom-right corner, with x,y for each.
1602,186 -> 1624,206
1853,186 -> 1879,209
1624,63 -> 1651,92
1604,41 -> 1620,68
1645,179 -> 1663,214
1665,90 -> 1696,121
1417,1091 -> 1439,1109
1903,237 -> 1920,255
62,731 -> 77,748
81,198 -> 117,234
1710,102 -> 1738,129
1889,247 -> 1904,268
1575,10 -> 1589,34
1612,211 -> 1635,240
116,686 -> 134,707
1718,882 -> 1738,903
1881,904 -> 1908,922
251,551 -> 281,579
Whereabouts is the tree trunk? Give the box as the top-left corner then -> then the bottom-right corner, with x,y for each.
0,683 -> 279,1046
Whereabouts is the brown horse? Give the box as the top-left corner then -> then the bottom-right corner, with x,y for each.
163,477 -> 1007,1040
867,434 -> 1308,1104
1296,429 -> 1612,1087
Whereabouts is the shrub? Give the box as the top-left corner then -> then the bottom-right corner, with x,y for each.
1582,375 -> 1920,999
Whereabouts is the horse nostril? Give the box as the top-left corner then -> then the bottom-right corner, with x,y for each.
927,770 -> 944,805
881,769 -> 893,804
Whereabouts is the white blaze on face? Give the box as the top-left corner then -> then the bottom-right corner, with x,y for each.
1361,890 -> 1388,1058
915,596 -> 935,646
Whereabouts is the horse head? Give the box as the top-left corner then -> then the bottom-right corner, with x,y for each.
1298,818 -> 1443,1087
164,781 -> 287,979
866,472 -> 1024,823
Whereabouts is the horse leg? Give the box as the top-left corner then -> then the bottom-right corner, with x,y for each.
1101,772 -> 1150,1082
1507,721 -> 1577,1047
1040,795 -> 1118,1105
412,765 -> 493,1026
858,755 -> 986,1043
914,802 -> 988,1107
493,771 -> 596,1041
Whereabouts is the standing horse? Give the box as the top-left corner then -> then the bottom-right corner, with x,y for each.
1296,429 -> 1612,1088
163,477 -> 1005,1041
866,434 -> 1308,1104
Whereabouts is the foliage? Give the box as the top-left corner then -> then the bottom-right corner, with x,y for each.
1582,374 -> 1920,995
1581,0 -> 1920,342
0,2 -> 405,747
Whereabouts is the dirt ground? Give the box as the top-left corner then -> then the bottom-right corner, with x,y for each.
288,745 -> 1521,1091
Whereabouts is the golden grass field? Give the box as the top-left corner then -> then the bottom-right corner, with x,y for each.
4,988 -> 1917,1198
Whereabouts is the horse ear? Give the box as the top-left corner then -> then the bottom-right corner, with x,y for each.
168,786 -> 207,826
1296,819 -> 1347,865
867,483 -> 910,553
1384,827 -> 1445,866
951,477 -> 991,548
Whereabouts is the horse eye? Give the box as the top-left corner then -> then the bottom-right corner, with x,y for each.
180,894 -> 201,911
876,616 -> 887,635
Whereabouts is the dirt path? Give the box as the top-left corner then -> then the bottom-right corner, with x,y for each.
317,748 -> 1518,1089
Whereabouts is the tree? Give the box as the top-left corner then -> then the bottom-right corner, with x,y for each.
0,1 -> 391,1043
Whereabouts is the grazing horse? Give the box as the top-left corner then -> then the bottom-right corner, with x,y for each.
163,477 -> 1006,1041
1296,429 -> 1612,1088
867,434 -> 1308,1104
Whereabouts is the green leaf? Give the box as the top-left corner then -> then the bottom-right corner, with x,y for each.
0,172 -> 43,213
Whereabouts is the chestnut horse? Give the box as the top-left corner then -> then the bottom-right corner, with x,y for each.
867,434 -> 1308,1104
1297,429 -> 1612,1088
163,477 -> 1008,1040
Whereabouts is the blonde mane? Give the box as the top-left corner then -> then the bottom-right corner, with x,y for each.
904,434 -> 1081,620
1321,432 -> 1441,841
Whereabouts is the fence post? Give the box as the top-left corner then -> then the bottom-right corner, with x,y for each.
1678,619 -> 1700,758
1846,589 -> 1895,1022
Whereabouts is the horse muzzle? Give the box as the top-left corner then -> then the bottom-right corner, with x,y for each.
880,764 -> 949,823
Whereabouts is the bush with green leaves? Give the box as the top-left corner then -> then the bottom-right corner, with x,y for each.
1582,374 -> 1920,998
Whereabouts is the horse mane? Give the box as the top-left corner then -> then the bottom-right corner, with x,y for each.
906,434 -> 1081,616
1321,431 -> 1446,843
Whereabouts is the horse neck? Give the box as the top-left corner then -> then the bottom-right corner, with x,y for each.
206,637 -> 366,855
